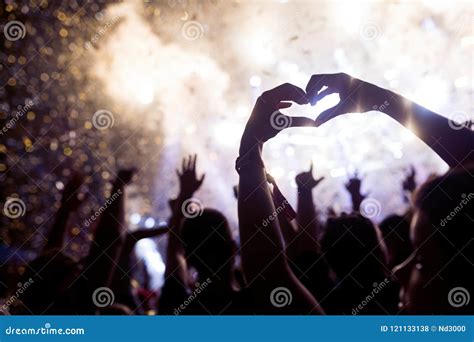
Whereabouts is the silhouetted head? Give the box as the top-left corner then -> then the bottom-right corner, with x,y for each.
379,214 -> 412,268
395,166 -> 474,314
321,213 -> 387,282
181,208 -> 236,278
17,249 -> 80,314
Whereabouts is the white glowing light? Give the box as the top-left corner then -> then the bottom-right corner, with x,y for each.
413,77 -> 449,110
330,167 -> 347,178
130,213 -> 141,225
454,76 -> 469,88
55,181 -> 64,190
144,217 -> 155,228
285,146 -> 295,156
136,81 -> 155,105
249,75 -> 262,88
269,166 -> 285,179
213,122 -> 241,146
334,1 -> 367,33
135,239 -> 166,290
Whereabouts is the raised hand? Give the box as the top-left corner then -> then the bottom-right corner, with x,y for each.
240,83 -> 314,154
117,168 -> 137,185
305,73 -> 386,127
44,174 -> 86,252
402,166 -> 417,193
295,162 -> 325,191
306,73 -> 474,167
61,174 -> 87,211
345,171 -> 368,212
237,85 -> 322,314
176,154 -> 205,197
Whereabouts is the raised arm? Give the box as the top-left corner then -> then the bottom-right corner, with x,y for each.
306,73 -> 474,167
160,155 -> 205,314
84,169 -> 135,291
266,173 -> 298,258
43,174 -> 85,253
345,171 -> 367,212
237,83 -> 322,314
164,155 -> 205,284
295,163 -> 324,242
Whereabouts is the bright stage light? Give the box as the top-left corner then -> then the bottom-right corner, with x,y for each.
130,213 -> 141,225
144,217 -> 155,228
249,75 -> 262,88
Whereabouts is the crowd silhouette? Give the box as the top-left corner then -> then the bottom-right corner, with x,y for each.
1,73 -> 473,315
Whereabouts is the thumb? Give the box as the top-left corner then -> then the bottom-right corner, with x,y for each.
288,116 -> 317,128
314,103 -> 347,127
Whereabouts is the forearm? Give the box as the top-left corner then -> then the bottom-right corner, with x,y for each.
296,189 -> 318,238
164,195 -> 188,283
85,183 -> 125,287
43,205 -> 70,252
382,89 -> 474,167
237,143 -> 289,281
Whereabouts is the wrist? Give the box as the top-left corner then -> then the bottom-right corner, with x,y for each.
177,191 -> 194,202
239,130 -> 263,156
374,87 -> 408,123
297,186 -> 313,194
